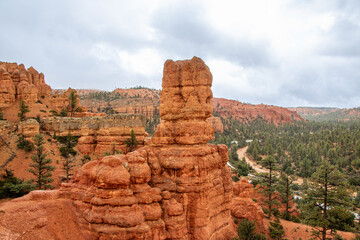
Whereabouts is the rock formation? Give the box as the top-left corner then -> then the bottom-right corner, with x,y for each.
41,114 -> 147,155
206,116 -> 224,133
0,57 -> 236,240
0,62 -> 51,107
0,62 -> 87,120
231,179 -> 267,234
18,119 -> 40,138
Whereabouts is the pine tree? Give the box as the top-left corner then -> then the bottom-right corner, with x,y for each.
68,91 -> 77,117
269,218 -> 285,240
59,132 -> 77,182
125,129 -> 138,153
18,100 -> 30,121
277,172 -> 296,220
29,134 -> 55,189
301,159 -> 350,240
236,219 -> 267,240
257,155 -> 279,218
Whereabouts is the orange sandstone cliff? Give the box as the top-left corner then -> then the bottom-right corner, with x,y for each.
212,98 -> 303,124
0,62 -> 90,122
0,57 -> 236,240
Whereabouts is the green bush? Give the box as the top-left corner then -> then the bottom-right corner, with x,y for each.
236,219 -> 267,240
16,134 -> 34,152
0,169 -> 34,198
269,218 -> 285,240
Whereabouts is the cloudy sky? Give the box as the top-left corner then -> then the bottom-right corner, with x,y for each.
1,0 -> 360,108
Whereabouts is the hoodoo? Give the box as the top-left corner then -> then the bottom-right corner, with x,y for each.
0,57 -> 236,240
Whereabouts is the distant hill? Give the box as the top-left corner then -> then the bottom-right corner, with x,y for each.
289,107 -> 360,121
77,88 -> 303,124
212,98 -> 303,124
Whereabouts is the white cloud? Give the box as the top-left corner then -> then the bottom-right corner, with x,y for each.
1,0 -> 360,107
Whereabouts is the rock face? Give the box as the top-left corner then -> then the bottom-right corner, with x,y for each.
151,58 -> 215,145
0,62 -> 51,107
41,114 -> 147,155
18,119 -> 40,138
206,116 -> 224,133
80,88 -> 161,118
50,87 -> 86,114
231,179 -> 267,234
0,62 -> 87,119
0,57 -> 236,240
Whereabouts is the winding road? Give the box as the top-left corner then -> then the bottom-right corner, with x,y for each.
237,146 -> 303,185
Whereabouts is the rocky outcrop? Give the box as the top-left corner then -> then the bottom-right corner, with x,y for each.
50,88 -> 86,114
80,88 -> 160,118
0,67 -> 16,108
207,116 -> 224,133
0,57 -> 236,240
0,120 -> 12,136
41,114 -> 147,155
231,179 -> 267,234
0,62 -> 86,118
18,119 -> 40,138
66,57 -> 235,239
0,62 -> 51,106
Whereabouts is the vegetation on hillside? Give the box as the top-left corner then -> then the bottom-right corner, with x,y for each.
29,134 -> 55,190
212,116 -> 360,235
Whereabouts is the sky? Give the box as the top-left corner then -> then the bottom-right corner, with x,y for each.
0,0 -> 360,108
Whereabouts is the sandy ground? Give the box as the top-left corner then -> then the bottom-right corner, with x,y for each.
237,146 -> 304,185
264,218 -> 356,240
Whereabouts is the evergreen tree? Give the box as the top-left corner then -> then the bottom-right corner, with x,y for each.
236,219 -> 267,240
18,100 -> 30,121
29,134 -> 55,190
16,134 -> 34,152
60,108 -> 68,117
59,132 -> 77,182
301,159 -> 350,240
257,155 -> 279,217
269,218 -> 285,240
68,91 -> 77,117
0,169 -> 34,198
277,172 -> 296,220
125,129 -> 138,153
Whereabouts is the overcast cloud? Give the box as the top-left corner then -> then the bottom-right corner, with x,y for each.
0,0 -> 359,108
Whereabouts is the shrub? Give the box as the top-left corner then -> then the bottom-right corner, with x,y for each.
269,218 -> 285,240
236,219 -> 266,240
0,169 -> 34,198
16,134 -> 34,152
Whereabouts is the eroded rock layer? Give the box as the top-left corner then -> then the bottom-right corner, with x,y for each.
0,62 -> 88,119
0,62 -> 51,107
41,114 -> 147,155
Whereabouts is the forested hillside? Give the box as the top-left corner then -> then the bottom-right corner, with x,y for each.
290,106 -> 360,122
212,117 -> 360,188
